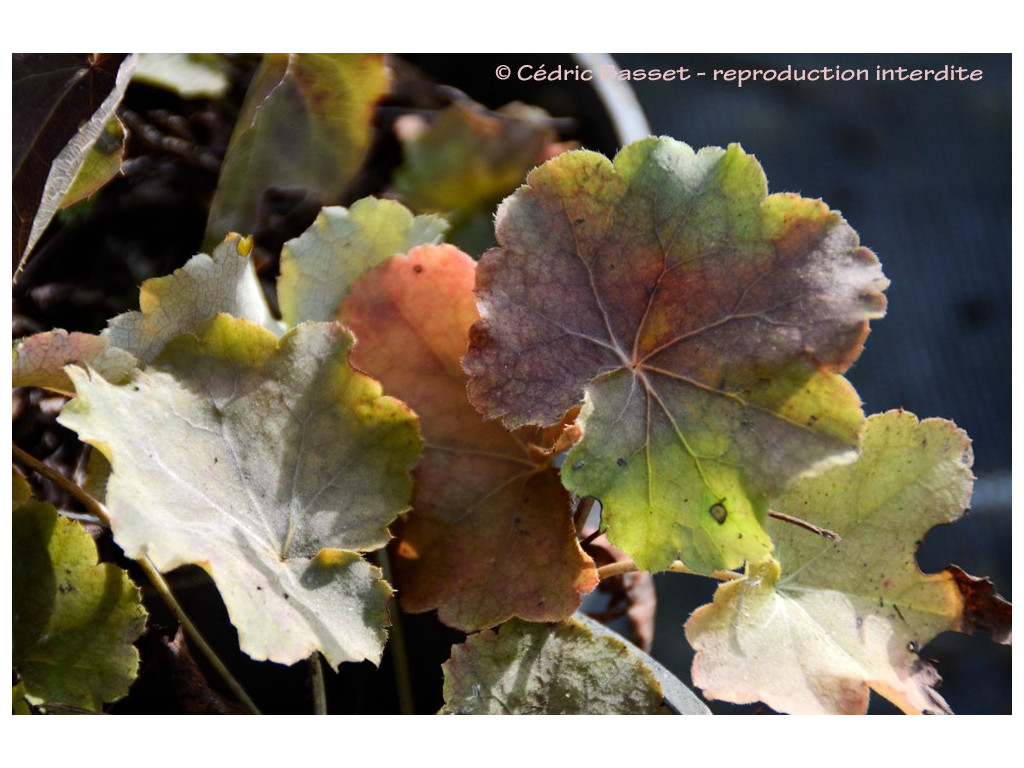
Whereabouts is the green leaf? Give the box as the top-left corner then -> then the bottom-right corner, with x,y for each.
59,116 -> 127,210
393,100 -> 564,251
12,467 -> 33,510
13,501 -> 147,712
132,53 -> 231,99
685,411 -> 1011,714
277,198 -> 447,328
13,53 -> 137,275
464,137 -> 889,573
339,244 -> 597,631
58,316 -> 422,668
440,616 -> 668,714
204,53 -> 389,250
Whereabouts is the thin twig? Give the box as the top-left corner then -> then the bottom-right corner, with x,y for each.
767,509 -> 841,541
13,444 -> 110,525
137,556 -> 262,714
376,548 -> 416,715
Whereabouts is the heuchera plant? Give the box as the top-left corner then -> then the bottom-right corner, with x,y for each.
12,53 -> 1011,715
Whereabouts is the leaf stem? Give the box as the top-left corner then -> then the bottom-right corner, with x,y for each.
13,443 -> 110,525
767,509 -> 841,541
573,496 -> 597,537
596,560 -> 742,582
13,443 -> 263,715
309,653 -> 328,715
376,547 -> 416,715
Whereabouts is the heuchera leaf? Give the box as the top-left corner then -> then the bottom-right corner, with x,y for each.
13,501 -> 147,712
105,234 -> 284,359
393,100 -> 564,217
685,410 -> 1011,714
464,137 -> 889,573
339,244 -> 597,630
13,329 -> 138,396
277,198 -> 448,328
13,235 -> 277,395
58,316 -> 422,668
204,53 -> 389,250
439,616 -> 667,714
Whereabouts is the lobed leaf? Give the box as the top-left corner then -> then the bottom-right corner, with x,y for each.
464,137 -> 889,573
13,501 -> 147,711
278,198 -> 447,328
13,235 -> 277,395
339,244 -> 597,630
204,53 -> 389,250
58,316 -> 422,668
439,616 -> 667,714
685,410 -> 1011,714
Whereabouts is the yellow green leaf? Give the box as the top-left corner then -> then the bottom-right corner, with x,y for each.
685,411 -> 1011,714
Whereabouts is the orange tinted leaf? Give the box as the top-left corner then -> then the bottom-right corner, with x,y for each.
340,244 -> 597,631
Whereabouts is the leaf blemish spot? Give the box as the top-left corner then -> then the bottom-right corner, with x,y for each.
616,457 -> 627,468
709,503 -> 727,524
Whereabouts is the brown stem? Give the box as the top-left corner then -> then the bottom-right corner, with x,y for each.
573,496 -> 597,537
13,443 -> 110,526
767,509 -> 841,541
596,560 -> 743,582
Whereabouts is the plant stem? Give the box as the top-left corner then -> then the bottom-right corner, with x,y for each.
376,548 -> 415,715
767,509 -> 841,541
596,560 -> 742,582
13,444 -> 109,525
13,443 -> 263,715
573,496 -> 596,537
309,653 -> 328,715
138,556 -> 262,714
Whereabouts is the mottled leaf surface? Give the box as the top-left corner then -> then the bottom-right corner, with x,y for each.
278,198 -> 447,327
13,329 -> 137,396
464,138 -> 888,573
204,53 -> 388,249
440,616 -> 666,714
685,411 -> 1009,714
105,234 -> 283,360
340,244 -> 597,630
58,317 -> 422,668
13,235 -> 277,394
13,501 -> 147,711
